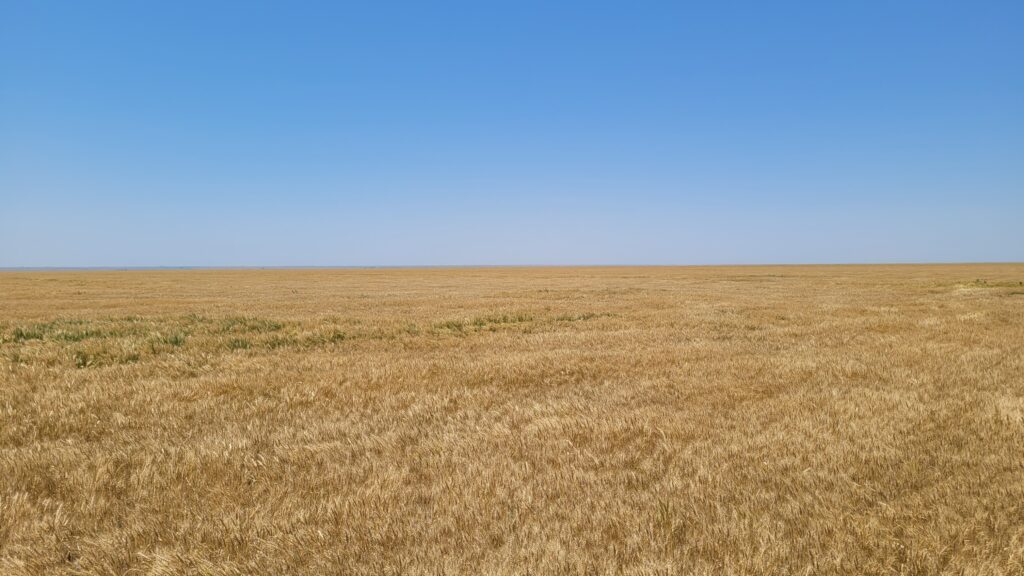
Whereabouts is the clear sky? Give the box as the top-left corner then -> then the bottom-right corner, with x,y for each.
2,1 -> 1021,267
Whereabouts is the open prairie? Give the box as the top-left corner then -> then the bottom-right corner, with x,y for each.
1,265 -> 1023,575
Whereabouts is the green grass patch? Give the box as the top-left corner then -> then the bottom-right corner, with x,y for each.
218,317 -> 284,334
432,320 -> 467,334
227,338 -> 251,351
13,327 -> 45,342
54,328 -> 108,342
160,333 -> 187,347
472,313 -> 534,328
265,335 -> 299,349
555,312 -> 601,322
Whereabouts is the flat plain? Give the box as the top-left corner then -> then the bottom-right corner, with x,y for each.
1,265 -> 1023,575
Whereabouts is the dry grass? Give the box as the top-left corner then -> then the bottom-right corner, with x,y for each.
1,265 -> 1023,575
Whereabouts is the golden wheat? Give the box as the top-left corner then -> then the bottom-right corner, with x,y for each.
1,265 -> 1023,575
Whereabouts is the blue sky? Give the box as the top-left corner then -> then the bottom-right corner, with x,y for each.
2,1 -> 1021,266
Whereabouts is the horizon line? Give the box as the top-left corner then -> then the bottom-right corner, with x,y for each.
2,261 -> 1022,272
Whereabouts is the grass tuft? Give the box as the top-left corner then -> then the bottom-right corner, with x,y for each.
227,338 -> 251,350
432,319 -> 466,334
13,327 -> 45,342
160,333 -> 187,347
555,312 -> 600,322
72,350 -> 94,368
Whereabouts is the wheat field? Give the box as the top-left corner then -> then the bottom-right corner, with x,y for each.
1,265 -> 1022,575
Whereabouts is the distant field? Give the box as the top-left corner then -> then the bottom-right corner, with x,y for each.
2,265 -> 1023,575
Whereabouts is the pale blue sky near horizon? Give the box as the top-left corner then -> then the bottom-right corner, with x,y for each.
1,1 -> 1022,267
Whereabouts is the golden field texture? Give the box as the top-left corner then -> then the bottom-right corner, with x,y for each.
1,265 -> 1023,575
